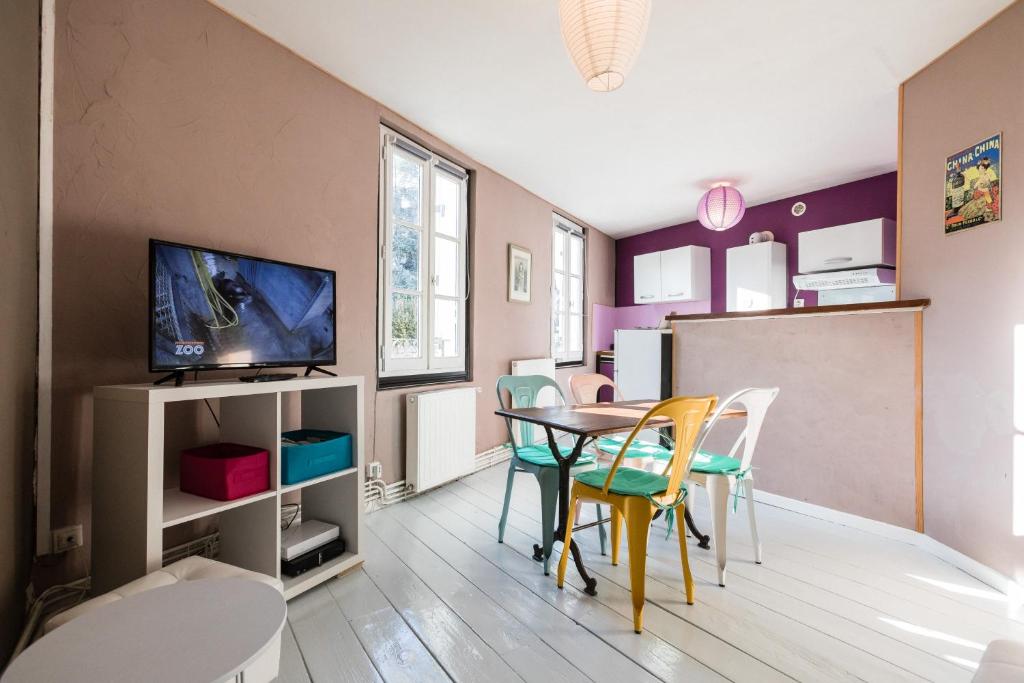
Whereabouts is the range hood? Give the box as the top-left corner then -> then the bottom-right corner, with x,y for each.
792,267 -> 896,291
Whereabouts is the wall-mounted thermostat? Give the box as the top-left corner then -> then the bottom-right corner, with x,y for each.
791,201 -> 807,217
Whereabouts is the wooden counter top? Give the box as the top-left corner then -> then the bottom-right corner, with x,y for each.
666,298 -> 930,322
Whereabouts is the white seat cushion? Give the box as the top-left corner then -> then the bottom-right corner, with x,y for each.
44,557 -> 283,634
974,640 -> 1024,682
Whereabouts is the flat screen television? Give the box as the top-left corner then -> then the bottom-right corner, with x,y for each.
149,239 -> 336,377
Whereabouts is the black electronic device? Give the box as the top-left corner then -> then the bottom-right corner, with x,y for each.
280,537 -> 346,577
149,239 -> 336,385
238,373 -> 298,383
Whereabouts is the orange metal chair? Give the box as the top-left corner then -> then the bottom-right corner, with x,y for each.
556,395 -> 717,633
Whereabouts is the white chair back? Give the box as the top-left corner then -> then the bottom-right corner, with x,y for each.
692,387 -> 779,472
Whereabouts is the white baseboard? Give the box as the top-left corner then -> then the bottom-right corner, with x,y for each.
750,489 -> 923,546
746,488 -> 1021,597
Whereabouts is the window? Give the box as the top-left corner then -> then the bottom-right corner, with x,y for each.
551,216 -> 585,365
378,127 -> 469,384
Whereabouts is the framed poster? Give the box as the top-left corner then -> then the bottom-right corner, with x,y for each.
945,132 -> 1002,234
507,243 -> 532,303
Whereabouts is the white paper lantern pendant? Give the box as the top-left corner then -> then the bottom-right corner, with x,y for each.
559,0 -> 652,92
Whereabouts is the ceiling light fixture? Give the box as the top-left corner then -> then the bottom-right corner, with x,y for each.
559,0 -> 652,92
697,184 -> 746,231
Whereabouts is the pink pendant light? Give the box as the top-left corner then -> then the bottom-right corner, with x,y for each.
697,184 -> 746,231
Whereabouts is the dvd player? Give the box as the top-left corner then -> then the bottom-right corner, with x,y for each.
281,537 -> 346,577
281,520 -> 339,561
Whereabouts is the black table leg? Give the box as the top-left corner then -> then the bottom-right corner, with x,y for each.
684,509 -> 711,549
540,427 -> 597,596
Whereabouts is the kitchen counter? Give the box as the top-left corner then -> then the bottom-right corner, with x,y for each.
666,298 -> 929,322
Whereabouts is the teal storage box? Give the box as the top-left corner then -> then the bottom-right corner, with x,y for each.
281,429 -> 352,485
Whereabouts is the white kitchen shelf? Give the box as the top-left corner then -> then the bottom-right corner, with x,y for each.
280,466 -> 358,495
91,375 -> 365,599
163,488 -> 279,528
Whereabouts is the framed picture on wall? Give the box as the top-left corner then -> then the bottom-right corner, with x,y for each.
944,132 -> 1001,234
507,244 -> 532,303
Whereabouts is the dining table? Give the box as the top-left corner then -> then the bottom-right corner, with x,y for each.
494,399 -> 745,596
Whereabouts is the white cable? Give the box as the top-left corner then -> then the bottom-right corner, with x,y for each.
8,577 -> 90,664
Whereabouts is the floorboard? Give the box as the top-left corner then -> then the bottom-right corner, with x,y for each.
285,463 -> 1023,682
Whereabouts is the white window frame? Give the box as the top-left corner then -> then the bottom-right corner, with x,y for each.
551,215 -> 586,365
378,126 -> 469,379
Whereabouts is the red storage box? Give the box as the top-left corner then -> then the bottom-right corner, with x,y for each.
180,442 -> 270,501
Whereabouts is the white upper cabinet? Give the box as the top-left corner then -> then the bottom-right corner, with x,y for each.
726,241 -> 787,312
633,246 -> 710,304
633,251 -> 662,304
798,218 -> 896,274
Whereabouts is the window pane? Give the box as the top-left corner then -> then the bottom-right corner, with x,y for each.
392,151 -> 422,225
552,312 -> 566,356
569,276 -> 582,314
569,233 -> 583,276
568,314 -> 582,354
552,229 -> 565,273
434,237 -> 459,297
433,298 -> 459,358
391,293 -> 420,358
552,272 -> 564,316
435,172 -> 460,238
392,225 -> 420,291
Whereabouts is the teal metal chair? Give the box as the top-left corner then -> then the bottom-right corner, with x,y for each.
496,375 -> 607,574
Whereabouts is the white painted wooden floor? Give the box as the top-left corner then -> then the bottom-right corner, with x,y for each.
279,464 -> 1023,682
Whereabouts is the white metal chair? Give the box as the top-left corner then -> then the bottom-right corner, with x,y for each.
686,387 -> 779,586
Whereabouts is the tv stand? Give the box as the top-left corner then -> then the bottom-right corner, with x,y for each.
154,371 -> 185,387
304,366 -> 337,378
91,375 -> 365,598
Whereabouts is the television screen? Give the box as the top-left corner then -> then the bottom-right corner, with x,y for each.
150,240 -> 336,372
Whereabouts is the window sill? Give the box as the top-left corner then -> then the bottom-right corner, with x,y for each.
377,371 -> 470,391
555,360 -> 585,370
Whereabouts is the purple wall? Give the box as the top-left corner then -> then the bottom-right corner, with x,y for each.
615,172 -> 898,311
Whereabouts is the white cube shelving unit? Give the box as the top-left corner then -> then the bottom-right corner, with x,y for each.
91,375 -> 364,599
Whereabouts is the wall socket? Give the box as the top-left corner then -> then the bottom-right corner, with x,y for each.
366,461 -> 384,480
52,524 -> 83,553
793,298 -> 805,308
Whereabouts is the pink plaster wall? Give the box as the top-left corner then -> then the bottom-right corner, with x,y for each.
0,0 -> 40,660
901,2 -> 1024,580
674,311 -> 919,529
50,0 -> 614,582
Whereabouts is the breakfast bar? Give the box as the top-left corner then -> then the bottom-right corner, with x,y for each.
668,299 -> 929,531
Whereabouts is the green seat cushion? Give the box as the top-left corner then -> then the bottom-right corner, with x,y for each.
515,444 -> 596,468
575,466 -> 684,498
596,434 -> 671,459
689,450 -> 742,475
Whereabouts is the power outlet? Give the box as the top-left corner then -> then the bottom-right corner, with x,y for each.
52,525 -> 83,553
793,298 -> 805,308
366,461 -> 384,480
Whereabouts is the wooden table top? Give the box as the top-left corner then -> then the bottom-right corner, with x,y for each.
495,400 -> 744,437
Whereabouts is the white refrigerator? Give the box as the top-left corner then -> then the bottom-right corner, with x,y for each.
613,329 -> 672,446
613,329 -> 672,401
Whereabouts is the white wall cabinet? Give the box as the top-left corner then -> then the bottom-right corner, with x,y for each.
633,251 -> 662,304
798,218 -> 896,274
726,241 -> 787,312
632,246 -> 710,304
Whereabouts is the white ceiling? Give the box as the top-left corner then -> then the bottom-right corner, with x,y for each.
210,0 -> 1013,237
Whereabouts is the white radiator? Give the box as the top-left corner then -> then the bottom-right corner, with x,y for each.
406,387 -> 477,492
510,358 -> 558,446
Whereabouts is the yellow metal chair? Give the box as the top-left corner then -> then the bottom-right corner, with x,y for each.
556,395 -> 717,633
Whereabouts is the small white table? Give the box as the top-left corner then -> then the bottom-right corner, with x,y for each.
2,578 -> 286,683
